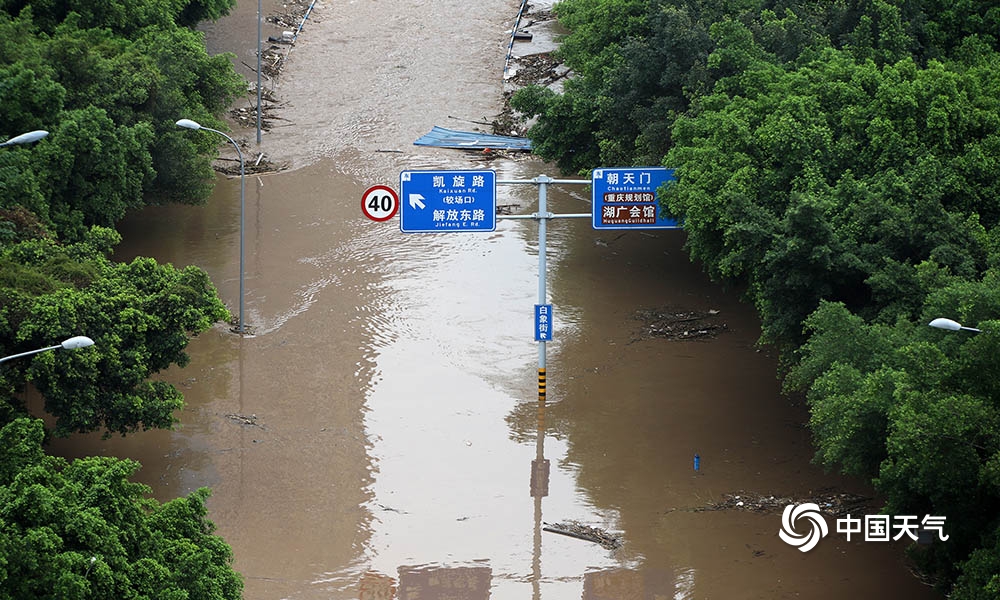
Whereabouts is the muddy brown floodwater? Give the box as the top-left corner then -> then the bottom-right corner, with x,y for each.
44,1 -> 946,599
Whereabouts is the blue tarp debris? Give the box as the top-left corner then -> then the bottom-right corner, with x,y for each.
413,126 -> 532,151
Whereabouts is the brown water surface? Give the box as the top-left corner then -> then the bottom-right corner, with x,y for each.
48,1 -> 944,599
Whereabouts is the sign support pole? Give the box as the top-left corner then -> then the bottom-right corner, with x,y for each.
498,175 -> 590,401
536,175 -> 550,400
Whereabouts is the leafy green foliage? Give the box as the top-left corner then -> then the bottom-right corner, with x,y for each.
0,2 -> 242,595
665,46 -> 1000,343
531,0 -> 1000,594
952,527 -> 1000,600
788,282 -> 1000,590
0,5 -> 244,241
0,418 -> 243,600
0,0 -> 235,36
0,228 -> 228,437
521,0 -> 1000,173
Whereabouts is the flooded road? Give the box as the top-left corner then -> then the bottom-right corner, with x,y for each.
47,0 -> 944,598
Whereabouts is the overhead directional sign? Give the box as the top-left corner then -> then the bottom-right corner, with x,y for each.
592,167 -> 680,230
399,169 -> 496,233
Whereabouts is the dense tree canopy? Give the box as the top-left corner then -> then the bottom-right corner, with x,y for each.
0,227 -> 229,437
0,2 -> 243,242
1,0 -> 244,594
523,0 -> 1000,595
1,0 -> 239,435
666,41 -> 1000,343
515,0 -> 1000,174
0,418 -> 243,599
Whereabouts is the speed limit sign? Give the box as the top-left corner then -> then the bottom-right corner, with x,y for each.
361,185 -> 399,222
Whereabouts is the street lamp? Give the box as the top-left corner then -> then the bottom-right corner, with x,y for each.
928,317 -> 981,333
0,336 -> 95,364
176,118 -> 246,335
0,130 -> 48,148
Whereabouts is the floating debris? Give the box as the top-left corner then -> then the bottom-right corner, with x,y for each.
693,489 -> 872,517
222,0 -> 315,174
497,51 -> 566,138
632,307 -> 727,341
414,126 -> 532,151
543,521 -> 622,550
225,413 -> 263,428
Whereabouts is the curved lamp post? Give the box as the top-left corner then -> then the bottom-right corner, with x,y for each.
928,317 -> 982,334
0,336 -> 95,365
0,130 -> 48,148
176,118 -> 246,335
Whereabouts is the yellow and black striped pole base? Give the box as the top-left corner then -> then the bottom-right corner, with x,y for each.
537,368 -> 546,401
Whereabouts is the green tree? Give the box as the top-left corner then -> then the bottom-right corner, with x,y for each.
0,8 -> 244,241
526,0 -> 1000,595
0,417 -> 243,600
30,107 -> 155,241
664,45 -> 1000,344
787,273 -> 1000,590
516,0 -> 1000,174
0,227 -> 229,437
0,0 -> 235,36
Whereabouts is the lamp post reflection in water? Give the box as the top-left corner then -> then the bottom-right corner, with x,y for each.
531,393 -> 550,600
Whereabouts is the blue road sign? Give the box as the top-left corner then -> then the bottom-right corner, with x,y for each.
592,167 -> 680,230
399,170 -> 496,233
535,304 -> 552,341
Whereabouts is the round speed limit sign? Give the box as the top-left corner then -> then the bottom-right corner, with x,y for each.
361,185 -> 399,222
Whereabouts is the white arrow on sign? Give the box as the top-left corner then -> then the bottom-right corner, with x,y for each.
409,193 -> 426,210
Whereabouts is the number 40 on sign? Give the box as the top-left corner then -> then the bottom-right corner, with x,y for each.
361,185 -> 399,222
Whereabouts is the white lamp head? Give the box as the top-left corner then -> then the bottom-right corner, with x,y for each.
2,130 -> 49,145
61,336 -> 95,350
9,130 -> 48,144
929,318 -> 962,331
175,119 -> 202,130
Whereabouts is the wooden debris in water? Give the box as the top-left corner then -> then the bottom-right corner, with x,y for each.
632,307 -> 727,341
692,488 -> 872,517
225,413 -> 263,428
543,521 -> 622,550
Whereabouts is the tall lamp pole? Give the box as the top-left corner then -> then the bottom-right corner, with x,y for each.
1,130 -> 48,148
176,118 -> 246,335
0,336 -> 95,364
257,0 -> 262,146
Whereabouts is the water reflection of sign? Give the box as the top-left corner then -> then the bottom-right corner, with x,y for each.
583,567 -> 675,600
359,571 -> 396,600
397,564 -> 492,600
530,458 -> 550,497
591,167 -> 679,230
534,304 -> 552,341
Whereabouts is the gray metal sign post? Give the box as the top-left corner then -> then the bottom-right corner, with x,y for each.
497,175 -> 589,401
